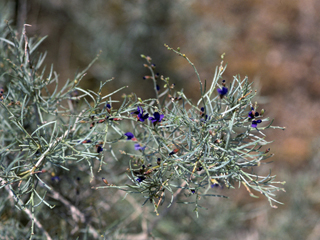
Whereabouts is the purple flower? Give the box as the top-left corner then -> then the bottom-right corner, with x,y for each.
125,132 -> 137,141
138,112 -> 149,122
132,106 -> 143,115
248,107 -> 263,128
217,87 -> 228,98
156,85 -> 160,91
136,176 -> 146,182
248,107 -> 260,119
131,106 -> 149,122
149,112 -> 164,123
134,143 -> 146,151
251,119 -> 262,128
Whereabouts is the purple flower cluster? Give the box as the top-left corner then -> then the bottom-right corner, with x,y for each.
131,106 -> 164,124
248,107 -> 262,128
126,107 -> 165,154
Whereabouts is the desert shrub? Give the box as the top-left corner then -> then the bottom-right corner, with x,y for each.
0,23 -> 285,239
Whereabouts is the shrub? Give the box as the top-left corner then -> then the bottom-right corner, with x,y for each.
0,23 -> 285,239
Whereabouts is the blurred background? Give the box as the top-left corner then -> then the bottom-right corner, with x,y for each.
1,0 -> 320,239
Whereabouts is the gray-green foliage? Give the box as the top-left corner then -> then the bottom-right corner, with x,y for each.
0,23 -> 285,239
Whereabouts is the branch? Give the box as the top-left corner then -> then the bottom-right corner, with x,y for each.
48,188 -> 99,239
1,177 -> 52,240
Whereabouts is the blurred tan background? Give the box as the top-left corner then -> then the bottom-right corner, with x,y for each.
3,0 -> 320,239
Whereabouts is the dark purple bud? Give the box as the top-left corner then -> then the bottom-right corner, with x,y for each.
97,145 -> 103,153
